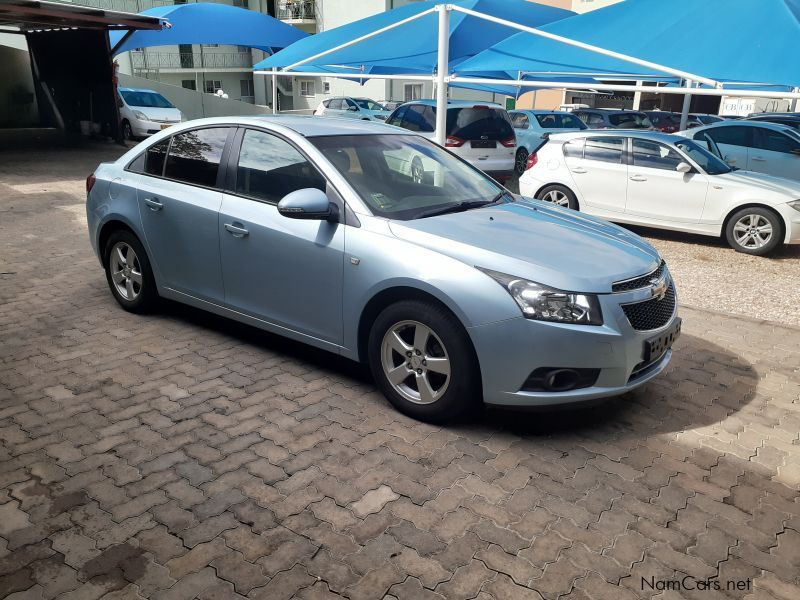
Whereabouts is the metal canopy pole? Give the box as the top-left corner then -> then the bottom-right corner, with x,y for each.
679,78 -> 693,131
272,67 -> 278,114
434,4 -> 450,146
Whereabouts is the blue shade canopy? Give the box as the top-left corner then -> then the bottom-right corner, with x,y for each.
254,0 -> 573,72
456,0 -> 800,88
109,3 -> 308,56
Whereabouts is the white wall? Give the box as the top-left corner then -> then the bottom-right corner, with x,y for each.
118,73 -> 271,120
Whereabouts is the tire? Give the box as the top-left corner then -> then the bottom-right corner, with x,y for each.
367,299 -> 481,423
514,147 -> 529,176
536,184 -> 579,210
103,230 -> 158,313
121,120 -> 133,141
724,207 -> 783,256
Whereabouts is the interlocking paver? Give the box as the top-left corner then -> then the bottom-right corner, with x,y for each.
1,146 -> 799,600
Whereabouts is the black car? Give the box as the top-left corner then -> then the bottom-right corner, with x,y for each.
745,113 -> 800,132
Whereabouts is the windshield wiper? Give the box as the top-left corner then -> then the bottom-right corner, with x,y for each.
415,192 -> 509,220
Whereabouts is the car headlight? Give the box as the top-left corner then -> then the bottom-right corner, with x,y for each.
479,268 -> 603,325
788,200 -> 800,212
133,110 -> 148,121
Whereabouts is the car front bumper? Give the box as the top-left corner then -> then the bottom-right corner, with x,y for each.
131,119 -> 179,137
778,204 -> 800,244
469,284 -> 679,407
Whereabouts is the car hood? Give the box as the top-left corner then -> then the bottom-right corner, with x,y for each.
713,170 -> 800,196
130,106 -> 181,122
388,199 -> 661,293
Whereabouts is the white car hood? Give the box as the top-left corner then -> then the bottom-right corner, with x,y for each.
714,169 -> 800,199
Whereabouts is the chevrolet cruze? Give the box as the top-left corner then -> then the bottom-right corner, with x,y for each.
86,116 -> 680,422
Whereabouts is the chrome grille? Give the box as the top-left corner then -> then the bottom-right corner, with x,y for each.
621,282 -> 676,331
612,260 -> 666,293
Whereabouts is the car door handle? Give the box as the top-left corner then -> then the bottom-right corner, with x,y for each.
224,222 -> 249,238
143,197 -> 163,211
751,156 -> 766,162
629,175 -> 647,182
570,167 -> 587,174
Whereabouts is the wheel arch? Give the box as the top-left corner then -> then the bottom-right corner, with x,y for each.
720,203 -> 786,240
97,218 -> 139,262
356,286 -> 479,369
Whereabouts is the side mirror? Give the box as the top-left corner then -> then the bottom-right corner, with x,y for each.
348,105 -> 358,112
278,188 -> 337,222
676,161 -> 692,173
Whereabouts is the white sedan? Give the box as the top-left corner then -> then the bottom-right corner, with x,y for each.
519,131 -> 800,256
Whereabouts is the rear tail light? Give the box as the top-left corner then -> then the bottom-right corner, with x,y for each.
86,173 -> 97,194
526,152 -> 539,170
500,137 -> 516,148
445,136 -> 465,147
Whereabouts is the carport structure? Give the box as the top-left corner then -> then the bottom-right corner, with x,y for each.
0,0 -> 165,141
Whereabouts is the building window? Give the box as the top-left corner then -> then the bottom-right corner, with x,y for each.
240,79 -> 255,98
182,80 -> 197,91
204,80 -> 223,94
404,83 -> 423,102
323,81 -> 331,94
300,80 -> 315,97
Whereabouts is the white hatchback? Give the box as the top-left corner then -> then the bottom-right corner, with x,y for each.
118,88 -> 184,140
519,130 -> 800,256
385,100 -> 516,181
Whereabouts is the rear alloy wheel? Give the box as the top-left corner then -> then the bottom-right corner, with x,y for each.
725,207 -> 782,256
104,230 -> 158,313
368,300 -> 480,422
514,147 -> 529,176
536,184 -> 578,210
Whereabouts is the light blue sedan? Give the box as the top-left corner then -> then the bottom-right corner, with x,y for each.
86,116 -> 680,422
509,109 -> 587,174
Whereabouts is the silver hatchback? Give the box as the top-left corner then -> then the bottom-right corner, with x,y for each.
86,116 -> 680,422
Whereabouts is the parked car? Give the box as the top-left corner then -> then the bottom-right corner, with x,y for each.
383,101 -> 405,112
87,116 -> 679,422
386,100 -> 516,180
690,113 -> 725,125
573,108 -> 654,130
643,111 -> 702,133
677,120 -> 800,182
745,112 -> 800,132
314,96 -> 391,121
558,103 -> 590,112
118,88 -> 184,140
509,109 -> 587,174
519,130 -> 800,256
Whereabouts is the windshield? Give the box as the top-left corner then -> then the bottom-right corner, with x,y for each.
674,140 -> 732,175
310,134 -> 504,220
534,113 -> 587,130
609,113 -> 653,128
353,98 -> 386,111
121,91 -> 174,109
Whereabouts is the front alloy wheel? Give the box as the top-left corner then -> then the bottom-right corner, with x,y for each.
381,320 -> 451,405
724,207 -> 782,256
368,299 -> 480,422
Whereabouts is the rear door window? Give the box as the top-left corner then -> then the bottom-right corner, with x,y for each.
510,112 -> 529,129
401,105 -> 435,133
164,127 -> 230,188
446,107 -> 513,141
583,137 -> 624,164
128,138 -> 169,176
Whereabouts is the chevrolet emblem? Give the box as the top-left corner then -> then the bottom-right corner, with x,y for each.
650,275 -> 668,301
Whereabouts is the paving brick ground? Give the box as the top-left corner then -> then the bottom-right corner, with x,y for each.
1,143 -> 799,599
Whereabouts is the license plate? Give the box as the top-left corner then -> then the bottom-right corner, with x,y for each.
471,140 -> 496,149
160,123 -> 172,130
643,317 -> 681,362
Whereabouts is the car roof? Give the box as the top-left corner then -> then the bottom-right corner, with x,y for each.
577,108 -> 646,113
118,88 -> 162,94
546,130 -> 682,144
165,115 -> 407,137
510,109 -> 575,115
402,99 -> 504,109
747,114 -> 800,120
693,120 -> 797,132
